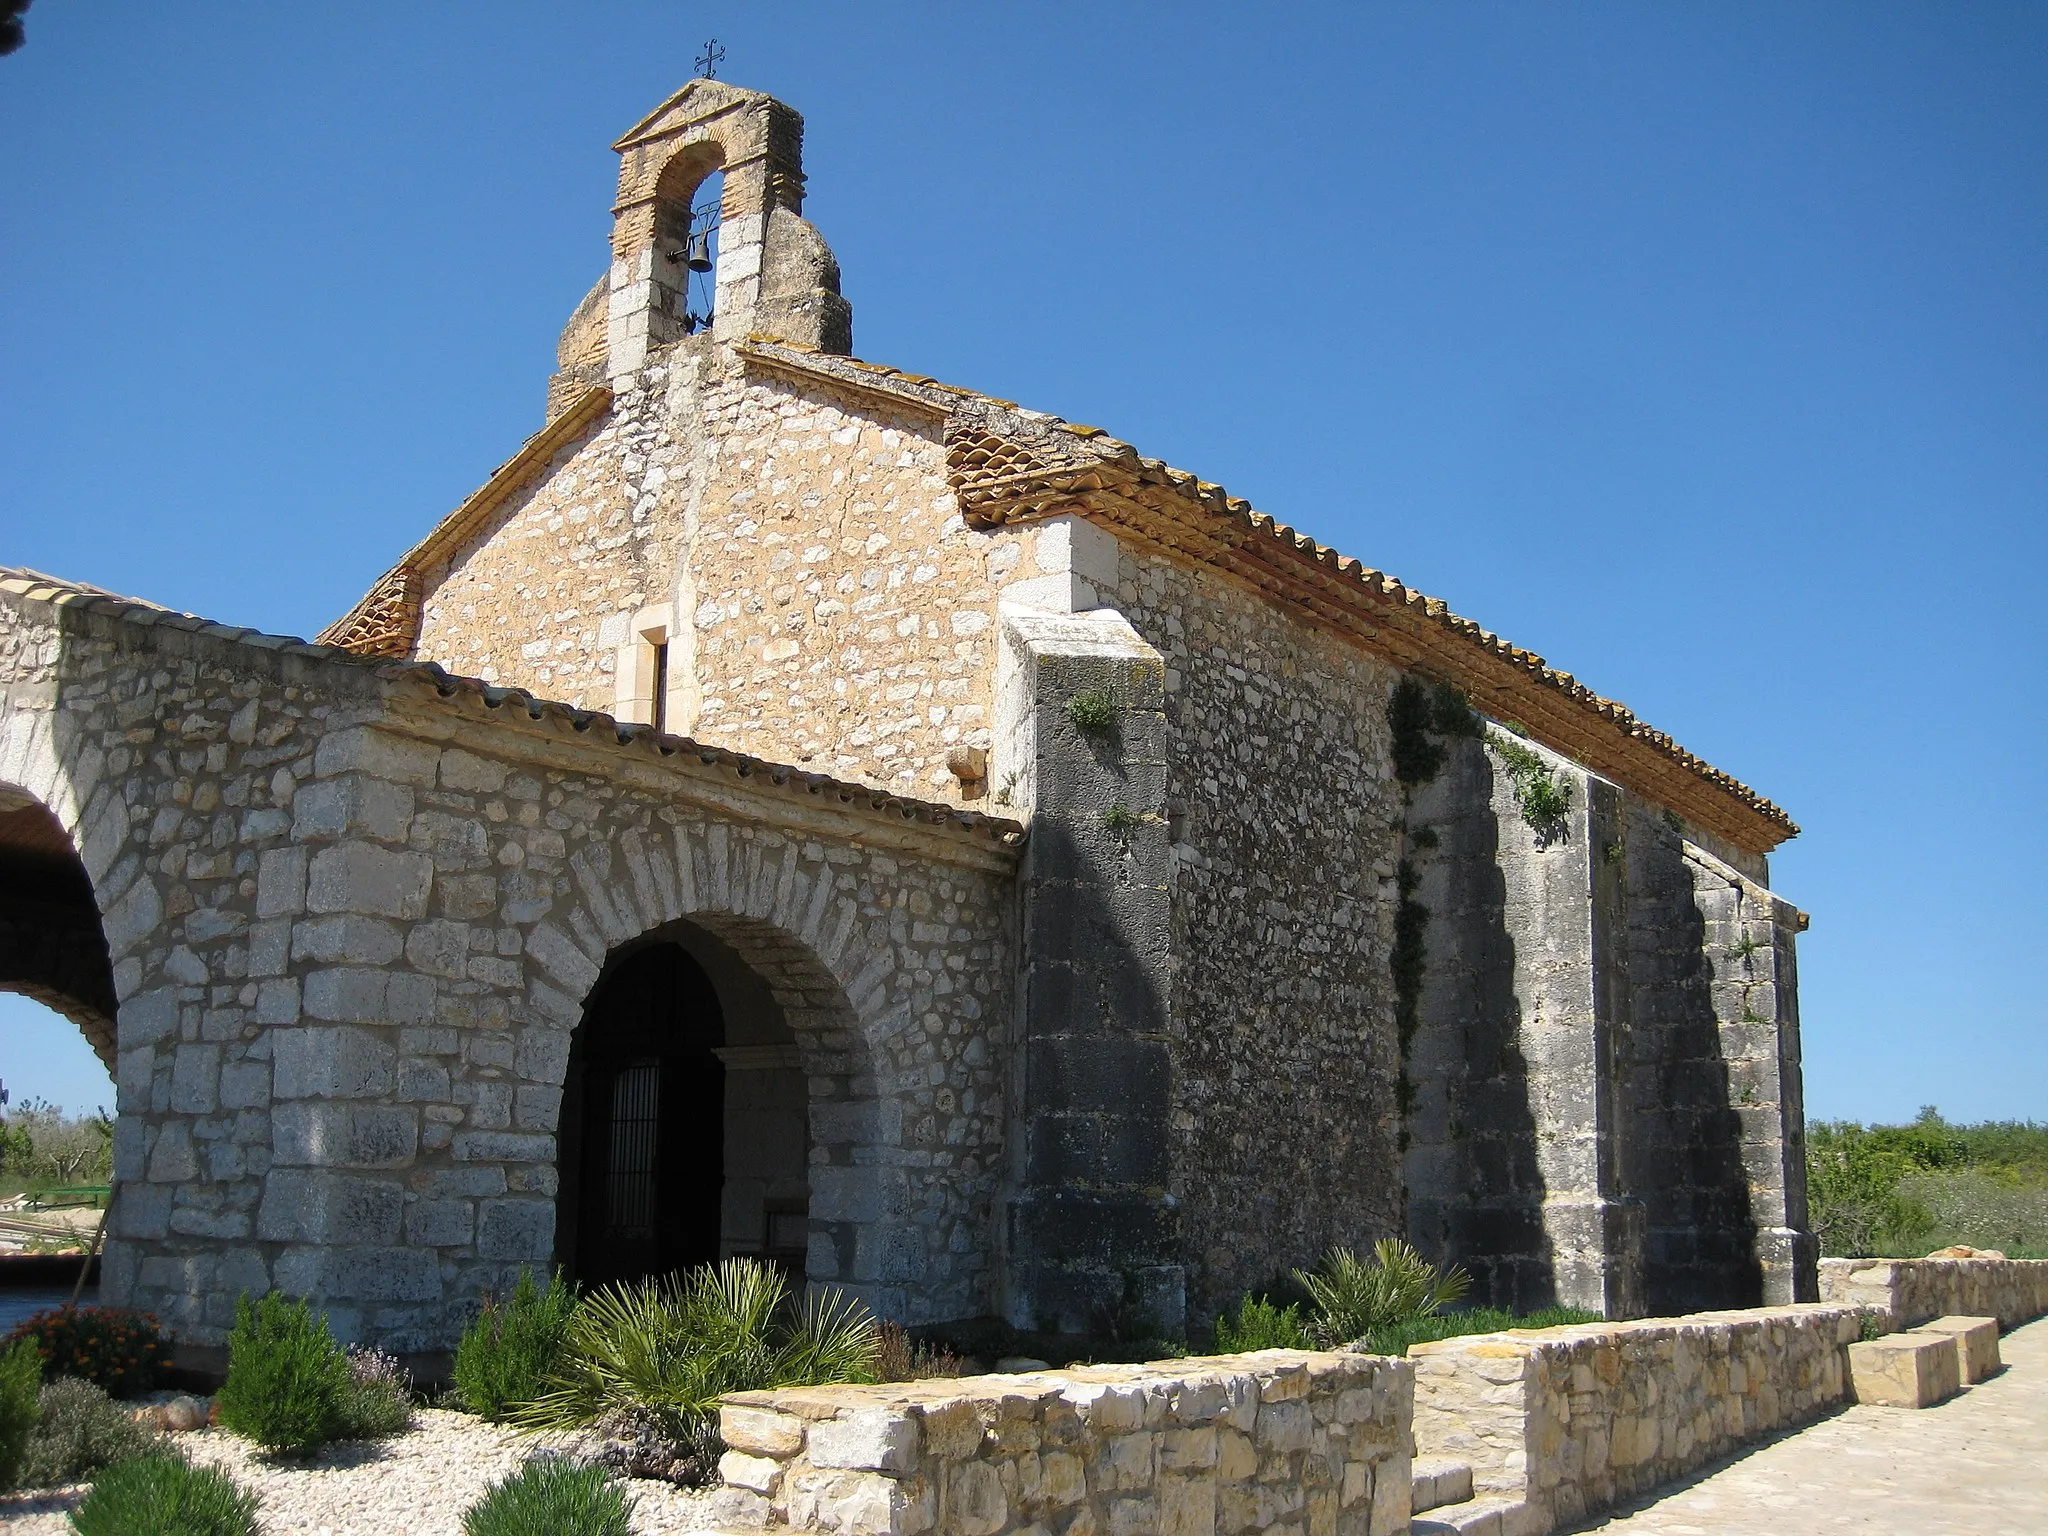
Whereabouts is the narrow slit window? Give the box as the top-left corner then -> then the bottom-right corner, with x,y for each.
650,641 -> 669,734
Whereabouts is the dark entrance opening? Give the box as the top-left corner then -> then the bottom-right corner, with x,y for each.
558,944 -> 727,1289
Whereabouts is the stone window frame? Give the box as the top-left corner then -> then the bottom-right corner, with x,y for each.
613,602 -> 685,733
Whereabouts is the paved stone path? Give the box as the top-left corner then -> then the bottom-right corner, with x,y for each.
1567,1316 -> 2048,1534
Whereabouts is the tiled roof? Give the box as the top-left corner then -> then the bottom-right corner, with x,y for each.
0,568 -> 1025,854
742,339 -> 1798,854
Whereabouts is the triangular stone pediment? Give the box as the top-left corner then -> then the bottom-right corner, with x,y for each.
612,77 -> 767,151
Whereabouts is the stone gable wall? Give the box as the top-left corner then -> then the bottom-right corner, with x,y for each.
416,353 -> 1056,805
0,587 -> 1018,1354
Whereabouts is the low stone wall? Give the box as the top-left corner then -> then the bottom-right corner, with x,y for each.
716,1349 -> 1414,1536
1818,1257 -> 2048,1331
1411,1305 -> 1862,1533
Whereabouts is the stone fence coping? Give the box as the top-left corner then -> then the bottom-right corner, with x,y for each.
1410,1304 -> 1866,1536
715,1348 -> 1416,1536
1818,1256 -> 2048,1331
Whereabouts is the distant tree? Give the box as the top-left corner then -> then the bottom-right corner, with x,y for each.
1,1 -> 30,58
0,1100 -> 114,1187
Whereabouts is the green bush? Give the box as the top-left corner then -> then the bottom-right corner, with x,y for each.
337,1345 -> 413,1440
215,1293 -> 351,1455
68,1448 -> 259,1536
453,1270 -> 578,1421
1294,1239 -> 1472,1347
0,1337 -> 41,1489
16,1376 -> 158,1489
2,1305 -> 171,1396
1213,1295 -> 1312,1353
517,1257 -> 878,1443
461,1457 -> 635,1536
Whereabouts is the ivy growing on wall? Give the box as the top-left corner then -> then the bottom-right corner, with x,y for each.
1384,678 -> 1478,1147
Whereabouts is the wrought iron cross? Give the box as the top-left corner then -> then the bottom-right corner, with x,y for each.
694,38 -> 725,79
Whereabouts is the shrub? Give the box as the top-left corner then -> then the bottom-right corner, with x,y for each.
453,1269 -> 578,1421
16,1376 -> 158,1489
336,1345 -> 413,1440
1213,1295 -> 1312,1353
1294,1239 -> 1472,1348
2,1305 -> 170,1397
0,1337 -> 41,1489
215,1293 -> 351,1455
461,1456 -> 635,1536
875,1321 -> 967,1382
68,1448 -> 259,1536
518,1256 -> 878,1444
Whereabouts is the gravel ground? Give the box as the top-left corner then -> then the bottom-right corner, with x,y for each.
0,1409 -> 752,1534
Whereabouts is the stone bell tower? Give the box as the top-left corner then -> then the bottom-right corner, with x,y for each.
605,79 -> 853,376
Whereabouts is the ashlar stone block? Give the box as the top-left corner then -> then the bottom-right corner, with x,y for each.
1848,1332 -> 1960,1408
1914,1316 -> 2000,1383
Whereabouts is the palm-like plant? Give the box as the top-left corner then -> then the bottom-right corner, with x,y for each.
1293,1239 -> 1472,1348
516,1258 -> 879,1440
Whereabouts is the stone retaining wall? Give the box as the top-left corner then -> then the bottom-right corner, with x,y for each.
1818,1256 -> 2048,1331
716,1349 -> 1414,1536
1411,1305 -> 1862,1534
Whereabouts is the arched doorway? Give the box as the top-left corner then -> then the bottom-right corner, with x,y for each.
556,920 -> 811,1290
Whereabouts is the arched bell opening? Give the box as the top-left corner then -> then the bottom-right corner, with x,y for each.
0,789 -> 118,1076
555,916 -> 810,1291
652,147 -> 724,340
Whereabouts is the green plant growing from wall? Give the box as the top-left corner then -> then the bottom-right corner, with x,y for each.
1488,729 -> 1573,835
1066,689 -> 1117,737
1101,804 -> 1141,839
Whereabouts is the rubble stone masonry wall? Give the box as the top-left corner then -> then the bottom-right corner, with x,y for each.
716,1348 -> 1415,1536
1412,1305 -> 1863,1535
1819,1257 -> 2048,1330
1115,550 -> 1408,1322
0,580 -> 1019,1354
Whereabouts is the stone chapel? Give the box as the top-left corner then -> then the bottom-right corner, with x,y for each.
0,79 -> 1815,1367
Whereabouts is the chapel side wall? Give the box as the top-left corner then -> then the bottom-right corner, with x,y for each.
1115,550 -> 1407,1321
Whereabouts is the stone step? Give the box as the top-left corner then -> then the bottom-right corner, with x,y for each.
1412,1457 -> 1477,1513
1849,1329 -> 1962,1407
1915,1315 -> 2002,1383
1411,1496 -> 1546,1536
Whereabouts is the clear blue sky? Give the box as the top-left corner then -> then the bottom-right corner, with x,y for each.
1,2 -> 2042,1125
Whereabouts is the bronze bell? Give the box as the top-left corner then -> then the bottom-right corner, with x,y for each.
685,230 -> 714,272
